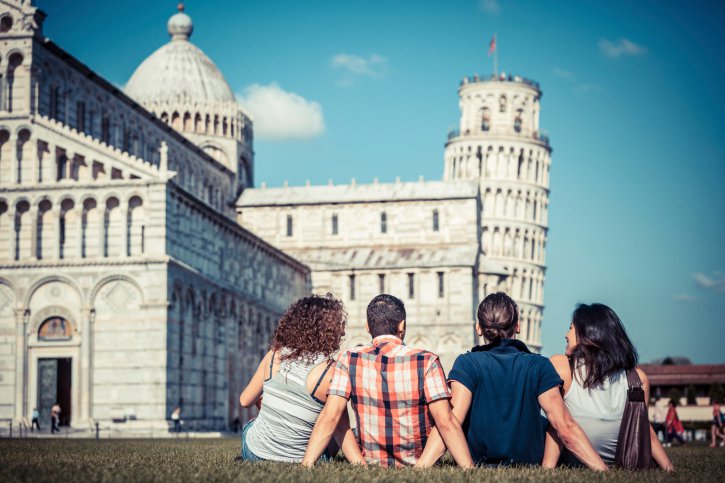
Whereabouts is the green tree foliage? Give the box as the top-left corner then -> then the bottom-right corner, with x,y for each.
709,383 -> 725,404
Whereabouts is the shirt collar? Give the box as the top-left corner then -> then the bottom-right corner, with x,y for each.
471,338 -> 532,354
372,334 -> 404,348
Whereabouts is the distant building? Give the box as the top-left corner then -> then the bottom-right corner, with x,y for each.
239,74 -> 553,363
1,1 -> 555,432
641,361 -> 725,402
0,1 -> 308,431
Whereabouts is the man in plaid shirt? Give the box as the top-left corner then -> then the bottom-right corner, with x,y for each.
302,294 -> 473,468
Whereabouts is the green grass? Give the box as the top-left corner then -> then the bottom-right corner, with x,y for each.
0,439 -> 723,482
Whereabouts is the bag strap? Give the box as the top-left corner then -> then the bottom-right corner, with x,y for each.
625,369 -> 645,402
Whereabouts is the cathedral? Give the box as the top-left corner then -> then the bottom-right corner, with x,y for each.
0,2 -> 551,432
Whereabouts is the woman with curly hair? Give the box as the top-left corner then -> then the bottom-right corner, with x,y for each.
239,294 -> 363,464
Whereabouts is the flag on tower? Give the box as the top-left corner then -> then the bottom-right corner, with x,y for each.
488,35 -> 496,57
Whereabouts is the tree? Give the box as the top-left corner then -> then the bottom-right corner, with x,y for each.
686,385 -> 697,405
667,388 -> 683,405
709,383 -> 725,404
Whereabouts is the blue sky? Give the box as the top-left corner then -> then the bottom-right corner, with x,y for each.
39,0 -> 725,363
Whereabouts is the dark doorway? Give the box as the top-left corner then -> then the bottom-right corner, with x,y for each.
38,358 -> 72,427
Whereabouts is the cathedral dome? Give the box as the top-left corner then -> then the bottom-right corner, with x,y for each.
124,5 -> 235,106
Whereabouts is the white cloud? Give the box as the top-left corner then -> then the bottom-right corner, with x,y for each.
673,293 -> 697,302
576,82 -> 603,93
553,67 -> 574,79
332,53 -> 388,82
693,271 -> 725,293
599,38 -> 647,58
236,83 -> 324,141
478,0 -> 501,15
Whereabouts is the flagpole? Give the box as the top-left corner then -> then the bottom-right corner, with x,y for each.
493,33 -> 498,78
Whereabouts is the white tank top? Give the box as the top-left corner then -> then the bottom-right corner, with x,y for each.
564,364 -> 627,463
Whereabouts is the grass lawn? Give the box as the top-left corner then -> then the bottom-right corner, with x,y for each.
0,438 -> 723,482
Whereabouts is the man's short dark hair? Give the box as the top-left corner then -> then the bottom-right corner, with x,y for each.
477,292 -> 519,341
366,294 -> 406,338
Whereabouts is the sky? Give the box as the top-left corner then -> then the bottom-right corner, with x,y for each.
37,0 -> 725,363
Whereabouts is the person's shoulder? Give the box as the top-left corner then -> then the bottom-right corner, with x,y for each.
549,354 -> 570,373
635,367 -> 649,385
407,346 -> 441,361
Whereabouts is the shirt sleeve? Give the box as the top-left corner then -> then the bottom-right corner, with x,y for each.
537,358 -> 563,396
423,356 -> 452,403
448,353 -> 476,393
327,351 -> 352,399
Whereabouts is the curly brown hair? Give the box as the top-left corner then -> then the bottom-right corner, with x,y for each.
270,293 -> 346,362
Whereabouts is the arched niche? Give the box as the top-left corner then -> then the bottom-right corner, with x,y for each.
38,316 -> 73,341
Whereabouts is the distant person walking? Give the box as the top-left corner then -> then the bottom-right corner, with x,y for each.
652,396 -> 669,446
171,407 -> 182,433
51,403 -> 61,434
666,400 -> 685,445
31,408 -> 41,431
710,403 -> 725,448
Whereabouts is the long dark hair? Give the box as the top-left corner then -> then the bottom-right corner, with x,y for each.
570,303 -> 638,388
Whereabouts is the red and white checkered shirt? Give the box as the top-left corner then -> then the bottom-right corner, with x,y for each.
328,335 -> 451,467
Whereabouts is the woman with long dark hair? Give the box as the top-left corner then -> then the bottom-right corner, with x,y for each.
542,303 -> 673,470
238,294 -> 363,463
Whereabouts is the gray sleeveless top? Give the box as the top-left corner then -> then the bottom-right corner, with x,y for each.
564,364 -> 627,463
245,351 -> 332,462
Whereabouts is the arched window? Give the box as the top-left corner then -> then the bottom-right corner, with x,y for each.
0,15 -> 13,33
380,212 -> 387,234
432,209 -> 439,232
49,85 -> 60,119
481,107 -> 491,131
6,52 -> 23,113
36,199 -> 52,260
14,200 -> 30,260
59,199 -> 75,259
331,214 -> 338,235
499,95 -> 507,113
514,110 -> 523,133
38,317 -> 72,341
286,215 -> 293,237
101,114 -> 110,144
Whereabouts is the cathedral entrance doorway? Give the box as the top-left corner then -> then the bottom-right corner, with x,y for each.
37,358 -> 72,427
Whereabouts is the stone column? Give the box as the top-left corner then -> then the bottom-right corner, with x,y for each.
75,206 -> 84,259
65,151 -> 75,181
47,143 -> 57,183
14,309 -> 28,421
120,207 -> 129,257
79,308 -> 94,423
52,207 -> 62,260
29,205 -> 38,260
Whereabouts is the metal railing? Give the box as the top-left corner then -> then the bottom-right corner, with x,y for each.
460,73 -> 541,90
447,127 -> 550,145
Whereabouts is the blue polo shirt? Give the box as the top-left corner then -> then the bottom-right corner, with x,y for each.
448,338 -> 562,466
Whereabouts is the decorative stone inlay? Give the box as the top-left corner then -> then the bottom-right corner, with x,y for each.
104,282 -> 136,311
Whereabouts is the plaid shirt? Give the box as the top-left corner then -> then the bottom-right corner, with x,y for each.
328,335 -> 451,467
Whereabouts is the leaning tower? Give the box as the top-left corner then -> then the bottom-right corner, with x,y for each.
444,73 -> 551,351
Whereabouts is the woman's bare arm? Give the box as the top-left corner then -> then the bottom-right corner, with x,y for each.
239,350 -> 274,408
637,368 -> 674,472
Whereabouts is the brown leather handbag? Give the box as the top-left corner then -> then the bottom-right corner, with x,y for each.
614,370 -> 657,469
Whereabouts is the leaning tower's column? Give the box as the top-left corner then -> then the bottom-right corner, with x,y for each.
444,73 -> 552,351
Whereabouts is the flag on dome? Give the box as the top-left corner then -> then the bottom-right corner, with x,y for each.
488,35 -> 496,57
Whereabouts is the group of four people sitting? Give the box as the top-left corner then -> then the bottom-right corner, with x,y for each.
238,292 -> 674,471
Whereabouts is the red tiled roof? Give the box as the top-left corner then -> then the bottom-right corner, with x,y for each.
640,364 -> 725,386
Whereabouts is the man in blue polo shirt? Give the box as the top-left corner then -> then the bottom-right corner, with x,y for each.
416,292 -> 607,470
